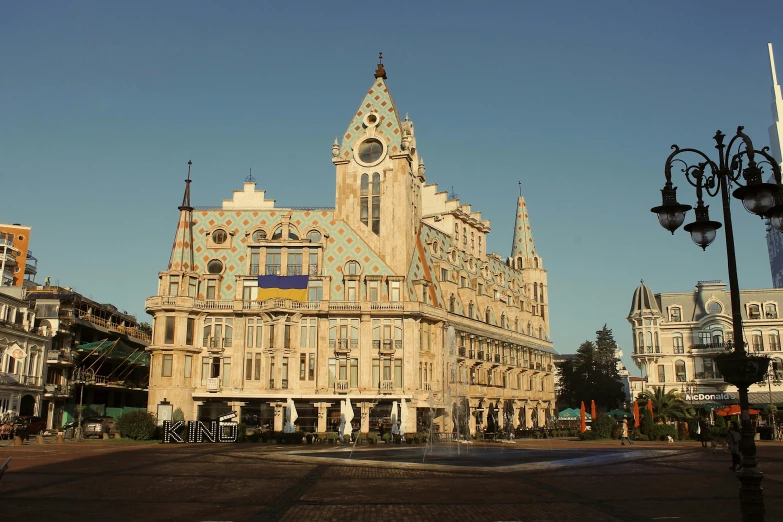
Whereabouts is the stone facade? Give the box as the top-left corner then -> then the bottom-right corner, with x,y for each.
628,280 -> 783,408
145,59 -> 556,436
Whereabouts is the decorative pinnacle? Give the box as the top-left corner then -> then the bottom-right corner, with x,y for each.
374,52 -> 387,79
518,181 -> 522,197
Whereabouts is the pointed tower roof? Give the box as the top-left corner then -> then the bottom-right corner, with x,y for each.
511,183 -> 536,262
338,53 -> 403,160
768,43 -> 783,165
168,161 -> 195,271
628,279 -> 661,319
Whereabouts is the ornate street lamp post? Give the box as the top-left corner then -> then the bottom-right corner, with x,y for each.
652,127 -> 780,521
767,365 -> 780,441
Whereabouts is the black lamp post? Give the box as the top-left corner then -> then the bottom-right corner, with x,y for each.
653,127 -> 780,521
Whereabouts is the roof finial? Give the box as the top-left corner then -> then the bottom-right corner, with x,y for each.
374,51 -> 387,79
640,278 -> 644,286
245,168 -> 255,183
186,160 -> 192,181
518,181 -> 522,197
180,160 -> 193,210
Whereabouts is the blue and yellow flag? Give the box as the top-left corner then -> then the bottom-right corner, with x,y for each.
257,275 -> 309,301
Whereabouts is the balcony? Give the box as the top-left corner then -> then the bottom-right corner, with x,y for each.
281,379 -> 288,389
369,302 -> 405,311
18,376 -> 43,387
46,350 -> 75,365
373,339 -> 401,354
287,264 -> 303,275
478,351 -> 485,360
330,339 -> 353,353
308,264 -> 320,276
335,380 -> 349,392
691,342 -> 732,353
458,347 -> 466,357
73,309 -> 151,343
328,301 -> 361,312
694,371 -> 723,382
250,264 -> 260,275
206,337 -> 232,350
44,384 -> 71,397
265,264 -> 281,275
380,380 -> 394,392
206,378 -> 220,392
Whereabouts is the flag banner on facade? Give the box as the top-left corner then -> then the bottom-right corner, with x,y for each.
257,275 -> 309,301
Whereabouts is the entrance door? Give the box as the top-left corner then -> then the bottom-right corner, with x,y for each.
20,394 -> 35,416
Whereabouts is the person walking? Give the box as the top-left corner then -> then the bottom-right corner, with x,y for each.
726,422 -> 742,472
698,416 -> 710,448
620,418 -> 633,445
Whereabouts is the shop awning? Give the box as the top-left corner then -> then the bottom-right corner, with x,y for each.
77,339 -> 150,366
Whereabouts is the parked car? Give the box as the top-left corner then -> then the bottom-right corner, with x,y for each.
12,416 -> 46,438
81,416 -> 117,438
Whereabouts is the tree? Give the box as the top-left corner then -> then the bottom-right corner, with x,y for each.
556,325 -> 626,410
639,386 -> 693,422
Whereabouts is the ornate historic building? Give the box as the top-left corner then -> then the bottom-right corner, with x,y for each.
628,280 -> 783,408
145,57 -> 556,435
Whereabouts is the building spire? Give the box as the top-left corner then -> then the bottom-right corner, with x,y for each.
511,184 -> 536,263
769,43 -> 783,165
170,161 -> 195,271
374,52 -> 387,79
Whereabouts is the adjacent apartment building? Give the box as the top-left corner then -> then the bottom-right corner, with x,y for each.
145,57 -> 556,435
628,280 -> 783,408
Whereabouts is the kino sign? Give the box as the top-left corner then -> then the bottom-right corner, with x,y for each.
162,412 -> 239,443
684,392 -> 737,402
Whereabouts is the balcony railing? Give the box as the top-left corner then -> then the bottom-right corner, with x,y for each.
265,264 -> 281,275
287,264 -> 303,275
46,350 -> 75,364
335,380 -> 349,392
308,264 -> 320,275
281,379 -> 288,389
695,371 -> 722,380
18,375 -> 43,386
380,380 -> 394,391
691,342 -> 732,351
369,302 -> 404,311
330,339 -> 356,353
250,264 -> 259,275
45,384 -> 71,396
458,347 -> 466,357
328,301 -> 361,311
73,309 -> 151,343
206,378 -> 220,392
206,337 -> 232,349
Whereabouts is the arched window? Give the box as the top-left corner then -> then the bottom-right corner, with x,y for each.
654,332 -> 660,353
517,257 -> 523,269
360,174 -> 369,226
500,313 -> 506,329
637,332 -> 644,353
462,227 -> 467,249
485,308 -> 491,324
306,230 -> 322,243
471,231 -> 475,252
769,330 -> 781,351
534,257 -> 539,268
478,235 -> 482,255
272,226 -> 283,240
455,224 -> 459,244
752,330 -> 764,351
371,173 -> 381,235
468,301 -> 474,318
251,229 -> 267,242
287,227 -> 299,240
344,261 -> 361,275
673,333 -> 684,354
645,332 -> 653,353
449,294 -> 456,313
675,360 -> 686,382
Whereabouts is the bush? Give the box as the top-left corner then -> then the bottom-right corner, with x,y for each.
640,408 -> 654,438
172,408 -> 185,421
117,410 -> 157,440
611,424 -> 621,440
649,424 -> 678,441
382,432 -> 391,444
316,432 -> 327,443
579,430 -> 599,440
343,434 -> 352,444
677,421 -> 690,440
591,414 -> 616,439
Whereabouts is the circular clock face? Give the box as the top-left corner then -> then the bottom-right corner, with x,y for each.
358,139 -> 384,164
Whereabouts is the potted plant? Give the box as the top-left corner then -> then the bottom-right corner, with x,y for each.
305,433 -> 314,444
382,432 -> 391,444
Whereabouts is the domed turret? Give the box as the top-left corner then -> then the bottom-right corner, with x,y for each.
628,280 -> 660,319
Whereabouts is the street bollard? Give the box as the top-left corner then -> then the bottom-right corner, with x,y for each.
114,433 -> 121,439
56,433 -> 64,443
36,435 -> 44,445
102,433 -> 109,440
13,436 -> 23,446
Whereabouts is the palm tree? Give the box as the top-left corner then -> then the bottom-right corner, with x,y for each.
639,386 -> 693,422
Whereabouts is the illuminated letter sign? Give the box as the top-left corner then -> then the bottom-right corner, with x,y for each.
162,412 -> 239,444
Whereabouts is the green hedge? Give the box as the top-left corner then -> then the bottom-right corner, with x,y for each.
648,424 -> 677,441
117,410 -> 157,440
591,414 -> 616,439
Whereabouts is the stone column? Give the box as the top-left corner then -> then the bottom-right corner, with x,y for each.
497,402 -> 504,431
360,313 -> 372,390
512,401 -> 520,429
359,402 -> 372,433
227,401 -> 247,422
525,401 -> 533,429
270,402 -> 285,432
314,402 -> 331,433
192,401 -> 204,422
468,399 -> 477,436
400,400 -> 415,434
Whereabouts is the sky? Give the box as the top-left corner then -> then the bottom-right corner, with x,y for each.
2,1 -> 783,374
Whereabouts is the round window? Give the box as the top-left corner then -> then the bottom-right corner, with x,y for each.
212,229 -> 227,244
207,260 -> 223,274
708,301 -> 722,314
364,113 -> 379,127
358,139 -> 384,164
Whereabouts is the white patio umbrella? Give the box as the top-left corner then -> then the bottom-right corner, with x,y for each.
399,400 -> 408,436
284,398 -> 298,433
342,398 -> 354,438
390,401 -> 399,435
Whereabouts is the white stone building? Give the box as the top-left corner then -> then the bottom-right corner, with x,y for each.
628,281 -> 783,408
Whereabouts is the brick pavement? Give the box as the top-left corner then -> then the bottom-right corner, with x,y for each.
0,438 -> 781,521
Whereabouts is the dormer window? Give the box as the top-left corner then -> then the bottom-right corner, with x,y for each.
306,230 -> 322,243
345,261 -> 361,276
765,303 -> 778,319
252,229 -> 267,242
707,301 -> 722,314
670,307 -> 682,322
748,304 -> 761,320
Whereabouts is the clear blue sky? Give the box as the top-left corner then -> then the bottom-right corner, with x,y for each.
2,1 -> 783,373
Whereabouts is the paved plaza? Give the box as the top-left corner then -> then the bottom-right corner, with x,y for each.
1,438 -> 782,521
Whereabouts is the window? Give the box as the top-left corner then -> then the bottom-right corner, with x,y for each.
699,331 -> 711,345
471,231 -> 475,253
300,317 -> 317,349
306,230 -> 322,243
468,302 -> 474,318
272,226 -> 283,240
477,283 -> 483,296
266,248 -> 281,275
269,357 -> 275,387
184,355 -> 192,378
462,227 -> 467,249
165,317 -> 175,344
162,354 -> 172,377
186,318 -> 195,345
206,280 -> 217,300
770,330 -> 781,351
212,229 -> 227,244
268,323 -> 275,348
188,278 -> 198,297
707,301 -> 722,314
346,280 -> 357,301
287,227 -> 299,240
389,281 -> 401,302
308,280 -> 323,301
284,323 -> 292,349
345,261 -> 360,275
461,276 -> 467,288
485,308 -> 491,324
252,229 -> 267,242
201,357 -> 210,385
281,357 -> 289,388
371,173 -> 380,235
670,307 -> 682,322
360,174 -> 369,226
300,354 -> 306,380
673,334 -> 684,354
675,360 -> 686,382
308,354 -> 315,380
441,268 -> 448,281
358,138 -> 383,163
749,304 -> 761,320
368,280 -> 380,302
766,303 -> 778,319
287,249 -> 303,275
657,365 -> 666,383
168,276 -> 179,296
420,322 -> 431,352
246,318 -> 263,348
449,294 -> 456,313
454,224 -> 459,243
752,331 -> 764,352
309,250 -> 319,275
